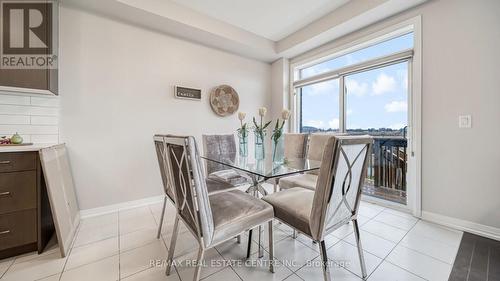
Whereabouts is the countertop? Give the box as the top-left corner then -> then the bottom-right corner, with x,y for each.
0,143 -> 59,153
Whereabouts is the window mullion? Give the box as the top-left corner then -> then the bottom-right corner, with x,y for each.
339,76 -> 346,133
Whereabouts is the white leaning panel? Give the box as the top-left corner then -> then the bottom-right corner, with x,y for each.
39,144 -> 80,257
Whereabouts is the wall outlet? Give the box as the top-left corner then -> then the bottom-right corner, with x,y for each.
458,115 -> 472,128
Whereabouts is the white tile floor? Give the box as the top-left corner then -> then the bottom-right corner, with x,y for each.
0,188 -> 464,281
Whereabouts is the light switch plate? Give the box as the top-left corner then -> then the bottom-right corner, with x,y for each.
459,115 -> 472,128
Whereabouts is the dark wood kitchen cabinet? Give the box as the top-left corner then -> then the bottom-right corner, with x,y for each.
0,151 -> 55,259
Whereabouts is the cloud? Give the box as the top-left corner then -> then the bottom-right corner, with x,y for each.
388,123 -> 406,130
372,73 -> 396,95
328,118 -> 340,129
304,80 -> 337,96
385,101 -> 407,113
304,120 -> 325,129
346,79 -> 368,97
304,118 -> 339,130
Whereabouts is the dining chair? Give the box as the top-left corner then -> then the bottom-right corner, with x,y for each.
202,134 -> 249,186
159,135 -> 275,281
278,133 -> 332,190
270,133 -> 308,193
263,135 -> 372,281
154,135 -> 238,240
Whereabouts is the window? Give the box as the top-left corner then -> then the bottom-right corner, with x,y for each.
345,61 -> 409,136
293,29 -> 415,205
295,31 -> 413,135
299,79 -> 339,133
299,33 -> 413,80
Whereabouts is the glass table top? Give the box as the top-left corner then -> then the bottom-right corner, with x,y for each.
201,153 -> 321,179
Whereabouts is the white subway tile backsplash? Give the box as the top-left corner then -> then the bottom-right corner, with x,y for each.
31,116 -> 58,125
0,115 -> 30,125
31,134 -> 58,144
31,96 -> 60,107
0,94 -> 30,105
0,94 -> 59,143
0,124 -> 58,135
0,104 -> 58,116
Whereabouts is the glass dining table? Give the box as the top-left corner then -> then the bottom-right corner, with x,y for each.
201,152 -> 321,258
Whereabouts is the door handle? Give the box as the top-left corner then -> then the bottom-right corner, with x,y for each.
0,160 -> 10,164
0,230 -> 10,235
0,191 -> 10,197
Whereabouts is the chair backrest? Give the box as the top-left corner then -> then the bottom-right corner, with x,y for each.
306,133 -> 334,161
158,135 -> 215,246
309,135 -> 372,241
154,135 -> 175,202
284,133 -> 308,159
202,134 -> 236,174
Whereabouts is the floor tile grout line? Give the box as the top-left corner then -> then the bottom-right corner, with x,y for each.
0,257 -> 16,279
396,242 -> 456,265
365,215 -> 421,280
148,202 -> 183,281
291,208 -> 381,279
383,259 -> 431,281
58,220 -> 83,281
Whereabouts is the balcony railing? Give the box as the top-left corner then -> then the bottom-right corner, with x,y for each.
365,136 -> 407,200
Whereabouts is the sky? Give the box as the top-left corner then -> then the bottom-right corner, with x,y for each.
300,33 -> 413,132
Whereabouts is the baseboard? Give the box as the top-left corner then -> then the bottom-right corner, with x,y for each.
422,211 -> 500,241
80,195 -> 164,219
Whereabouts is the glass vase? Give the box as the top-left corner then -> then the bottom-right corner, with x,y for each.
238,132 -> 248,157
254,131 -> 265,160
272,135 -> 285,164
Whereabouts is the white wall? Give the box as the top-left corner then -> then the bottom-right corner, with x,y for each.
0,93 -> 59,143
59,6 -> 271,210
279,0 -> 500,231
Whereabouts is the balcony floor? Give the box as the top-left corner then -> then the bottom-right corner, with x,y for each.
362,184 -> 406,205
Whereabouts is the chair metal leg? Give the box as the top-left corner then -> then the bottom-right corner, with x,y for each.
258,225 -> 264,258
192,246 -> 205,281
246,229 -> 253,259
319,240 -> 331,281
268,220 -> 274,273
165,215 -> 180,276
273,179 -> 279,193
237,235 -> 241,244
157,196 -> 167,239
292,230 -> 298,239
352,219 -> 367,279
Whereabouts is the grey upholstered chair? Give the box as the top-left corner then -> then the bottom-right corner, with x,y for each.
202,134 -> 249,186
278,133 -> 332,190
159,135 -> 275,281
154,135 -> 237,239
263,135 -> 372,281
270,133 -> 308,192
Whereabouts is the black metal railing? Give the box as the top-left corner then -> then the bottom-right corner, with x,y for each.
366,136 -> 408,191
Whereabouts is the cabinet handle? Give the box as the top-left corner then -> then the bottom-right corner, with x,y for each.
0,230 -> 10,235
0,160 -> 10,164
0,191 -> 10,196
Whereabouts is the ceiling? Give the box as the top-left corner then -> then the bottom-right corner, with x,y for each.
62,0 -> 427,62
169,0 -> 350,41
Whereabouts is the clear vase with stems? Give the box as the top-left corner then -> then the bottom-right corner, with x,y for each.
253,107 -> 271,160
271,109 -> 291,164
237,112 -> 249,157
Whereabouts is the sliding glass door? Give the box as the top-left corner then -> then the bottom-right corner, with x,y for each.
345,62 -> 409,204
294,32 -> 414,206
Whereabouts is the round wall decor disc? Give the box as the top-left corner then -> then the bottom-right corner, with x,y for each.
209,85 -> 240,117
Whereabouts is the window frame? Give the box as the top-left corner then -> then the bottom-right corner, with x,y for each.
288,17 -> 422,216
